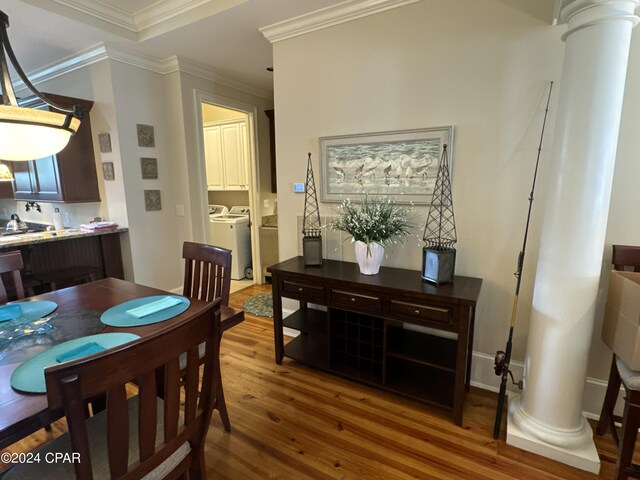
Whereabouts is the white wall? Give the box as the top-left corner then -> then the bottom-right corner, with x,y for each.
272,0 -> 568,393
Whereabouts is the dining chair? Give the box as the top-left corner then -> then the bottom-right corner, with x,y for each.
182,241 -> 241,432
1,297 -> 222,480
596,245 -> 640,480
0,250 -> 25,304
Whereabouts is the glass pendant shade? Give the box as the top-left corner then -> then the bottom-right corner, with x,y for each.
0,105 -> 79,160
0,163 -> 13,181
1,10 -> 82,161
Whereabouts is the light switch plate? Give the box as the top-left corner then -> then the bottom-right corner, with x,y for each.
293,182 -> 305,193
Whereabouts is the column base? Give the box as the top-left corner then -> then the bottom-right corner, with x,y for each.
507,394 -> 600,474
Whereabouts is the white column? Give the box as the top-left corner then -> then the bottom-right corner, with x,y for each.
507,0 -> 640,473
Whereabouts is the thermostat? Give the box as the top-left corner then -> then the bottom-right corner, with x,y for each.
293,182 -> 305,193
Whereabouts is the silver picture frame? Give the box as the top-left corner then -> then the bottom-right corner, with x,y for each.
319,126 -> 453,204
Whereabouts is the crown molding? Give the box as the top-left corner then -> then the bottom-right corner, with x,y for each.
260,0 -> 422,43
12,43 -> 273,101
48,0 -> 137,32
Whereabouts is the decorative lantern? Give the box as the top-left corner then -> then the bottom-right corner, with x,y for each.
302,153 -> 323,265
422,144 -> 457,284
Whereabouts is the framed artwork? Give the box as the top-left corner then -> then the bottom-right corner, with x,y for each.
102,162 -> 115,181
137,124 -> 155,147
98,133 -> 112,153
144,190 -> 162,211
319,127 -> 453,204
140,157 -> 158,179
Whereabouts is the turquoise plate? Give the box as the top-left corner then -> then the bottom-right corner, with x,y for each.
10,332 -> 140,393
0,301 -> 57,324
100,295 -> 190,327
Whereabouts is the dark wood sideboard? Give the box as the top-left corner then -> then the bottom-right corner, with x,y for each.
268,257 -> 482,425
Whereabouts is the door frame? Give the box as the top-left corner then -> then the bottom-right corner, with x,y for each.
193,90 -> 261,283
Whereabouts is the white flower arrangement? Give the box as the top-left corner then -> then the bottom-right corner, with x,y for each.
329,195 -> 411,249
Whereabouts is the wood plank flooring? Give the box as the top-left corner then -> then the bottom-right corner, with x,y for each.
0,283 -> 627,478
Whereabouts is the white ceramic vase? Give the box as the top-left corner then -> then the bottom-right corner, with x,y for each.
354,240 -> 384,275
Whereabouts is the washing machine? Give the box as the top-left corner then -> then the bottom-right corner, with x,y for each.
209,206 -> 251,280
208,204 -> 229,218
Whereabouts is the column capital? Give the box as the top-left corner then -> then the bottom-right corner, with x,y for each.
554,0 -> 640,39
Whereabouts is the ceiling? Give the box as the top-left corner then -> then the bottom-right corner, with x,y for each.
2,0 -> 557,96
2,0 -> 346,95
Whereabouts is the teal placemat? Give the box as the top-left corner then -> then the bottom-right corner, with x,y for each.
0,301 -> 57,324
10,332 -> 140,393
100,295 -> 190,327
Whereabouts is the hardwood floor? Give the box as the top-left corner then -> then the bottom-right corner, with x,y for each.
0,283 -> 626,478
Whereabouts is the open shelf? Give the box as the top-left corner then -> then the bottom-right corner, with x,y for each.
283,308 -> 327,335
384,356 -> 455,408
386,326 -> 456,372
284,332 -> 329,371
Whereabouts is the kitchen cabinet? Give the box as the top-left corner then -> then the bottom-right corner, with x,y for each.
9,94 -> 100,203
268,257 -> 482,426
204,121 -> 249,191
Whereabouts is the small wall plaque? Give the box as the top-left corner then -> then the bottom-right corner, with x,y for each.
102,162 -> 115,181
98,133 -> 112,153
144,190 -> 162,211
140,157 -> 158,179
137,124 -> 155,148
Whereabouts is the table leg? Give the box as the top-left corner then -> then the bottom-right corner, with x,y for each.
272,277 -> 284,364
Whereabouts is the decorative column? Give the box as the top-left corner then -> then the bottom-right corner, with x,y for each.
507,0 -> 640,473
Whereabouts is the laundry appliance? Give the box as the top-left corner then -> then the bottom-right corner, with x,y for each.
209,206 -> 251,280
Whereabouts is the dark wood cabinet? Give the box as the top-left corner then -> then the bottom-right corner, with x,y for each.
265,109 -> 277,193
0,177 -> 13,199
9,94 -> 100,203
268,257 -> 482,425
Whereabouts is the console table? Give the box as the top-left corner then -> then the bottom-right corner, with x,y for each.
268,257 -> 482,425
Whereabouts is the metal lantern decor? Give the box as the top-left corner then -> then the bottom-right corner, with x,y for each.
422,144 -> 457,284
302,153 -> 323,265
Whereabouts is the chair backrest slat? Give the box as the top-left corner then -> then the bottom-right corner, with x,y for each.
163,358 -> 181,442
137,372 -> 158,462
107,386 -> 129,477
184,347 -> 200,424
0,251 -> 25,304
182,242 -> 231,307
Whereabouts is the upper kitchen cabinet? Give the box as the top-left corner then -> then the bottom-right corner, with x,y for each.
10,94 -> 100,203
204,121 -> 249,191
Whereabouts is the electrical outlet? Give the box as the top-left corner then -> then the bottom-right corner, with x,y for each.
175,205 -> 185,216
263,199 -> 270,208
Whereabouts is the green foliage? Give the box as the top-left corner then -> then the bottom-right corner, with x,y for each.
329,196 -> 410,247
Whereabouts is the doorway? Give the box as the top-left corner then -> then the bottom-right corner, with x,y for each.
196,94 -> 260,293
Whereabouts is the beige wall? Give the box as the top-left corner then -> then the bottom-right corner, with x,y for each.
272,0 -> 570,396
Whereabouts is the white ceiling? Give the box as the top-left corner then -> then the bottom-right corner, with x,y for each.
2,0 -> 557,96
2,0 -> 346,94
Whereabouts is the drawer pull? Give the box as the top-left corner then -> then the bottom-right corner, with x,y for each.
298,287 -> 303,292
414,309 -> 421,314
351,298 -> 356,302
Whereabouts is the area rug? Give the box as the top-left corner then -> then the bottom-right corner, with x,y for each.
243,292 -> 273,317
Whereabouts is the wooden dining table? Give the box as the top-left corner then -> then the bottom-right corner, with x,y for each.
0,277 -> 244,450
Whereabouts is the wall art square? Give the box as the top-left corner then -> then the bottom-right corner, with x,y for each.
140,157 -> 158,179
319,127 -> 453,204
102,162 -> 115,181
98,133 -> 112,153
144,190 -> 162,211
137,124 -> 155,147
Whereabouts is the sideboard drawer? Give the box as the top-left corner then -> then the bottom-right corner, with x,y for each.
330,289 -> 382,312
282,280 -> 325,300
389,299 -> 452,326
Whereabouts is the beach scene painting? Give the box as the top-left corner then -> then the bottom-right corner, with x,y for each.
320,127 -> 453,204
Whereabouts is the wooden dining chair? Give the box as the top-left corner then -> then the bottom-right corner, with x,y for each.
597,245 -> 640,480
182,241 -> 240,432
1,297 -> 221,480
0,250 -> 25,304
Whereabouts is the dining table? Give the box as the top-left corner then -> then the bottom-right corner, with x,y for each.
0,277 -> 244,450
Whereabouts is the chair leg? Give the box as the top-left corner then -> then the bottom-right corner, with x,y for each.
616,395 -> 640,480
597,355 -> 622,437
216,364 -> 231,432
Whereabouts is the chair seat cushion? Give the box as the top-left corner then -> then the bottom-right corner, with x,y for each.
616,356 -> 640,390
1,396 -> 190,480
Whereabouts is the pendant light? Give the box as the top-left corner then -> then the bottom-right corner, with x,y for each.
0,10 -> 82,161
0,163 -> 13,181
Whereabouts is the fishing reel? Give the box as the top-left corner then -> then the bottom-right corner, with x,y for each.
493,350 -> 523,389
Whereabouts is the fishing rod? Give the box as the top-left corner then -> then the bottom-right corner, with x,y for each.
493,81 -> 553,440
